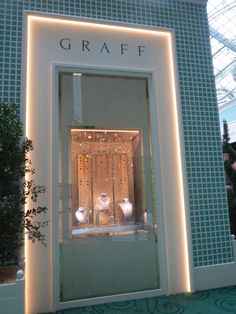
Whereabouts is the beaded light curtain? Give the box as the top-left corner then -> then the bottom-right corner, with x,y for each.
71,130 -> 142,226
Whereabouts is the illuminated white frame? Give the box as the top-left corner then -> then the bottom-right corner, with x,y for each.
22,12 -> 194,313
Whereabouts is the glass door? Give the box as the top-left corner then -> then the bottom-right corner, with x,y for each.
59,72 -> 160,301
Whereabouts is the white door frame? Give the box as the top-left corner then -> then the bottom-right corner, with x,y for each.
52,66 -> 167,311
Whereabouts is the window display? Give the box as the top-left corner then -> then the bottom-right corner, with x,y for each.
70,129 -> 148,236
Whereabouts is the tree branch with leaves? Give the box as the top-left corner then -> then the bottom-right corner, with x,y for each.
0,102 -> 48,267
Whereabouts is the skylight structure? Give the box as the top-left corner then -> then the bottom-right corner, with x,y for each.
207,0 -> 236,106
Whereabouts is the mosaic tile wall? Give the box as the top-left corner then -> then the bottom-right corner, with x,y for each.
0,0 -> 233,267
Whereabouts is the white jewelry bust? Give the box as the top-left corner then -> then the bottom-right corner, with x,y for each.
75,207 -> 87,223
96,192 -> 110,211
119,198 -> 132,218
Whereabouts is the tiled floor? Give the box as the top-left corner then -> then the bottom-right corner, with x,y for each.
56,286 -> 236,313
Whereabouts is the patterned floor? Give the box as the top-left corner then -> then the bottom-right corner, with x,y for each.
56,286 -> 236,314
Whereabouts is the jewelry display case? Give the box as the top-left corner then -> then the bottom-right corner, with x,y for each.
70,129 -> 148,237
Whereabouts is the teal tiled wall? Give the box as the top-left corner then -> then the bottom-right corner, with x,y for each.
0,0 -> 233,267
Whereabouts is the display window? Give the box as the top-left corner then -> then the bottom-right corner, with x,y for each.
59,72 -> 160,301
70,129 -> 154,236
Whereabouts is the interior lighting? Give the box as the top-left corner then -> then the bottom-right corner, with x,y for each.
167,33 -> 191,293
27,14 -> 169,37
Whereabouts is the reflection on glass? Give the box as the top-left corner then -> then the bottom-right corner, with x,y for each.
59,73 -> 160,302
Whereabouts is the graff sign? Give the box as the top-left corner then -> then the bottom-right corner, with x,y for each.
60,38 -> 146,56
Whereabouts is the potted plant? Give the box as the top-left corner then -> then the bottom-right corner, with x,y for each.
0,102 -> 48,283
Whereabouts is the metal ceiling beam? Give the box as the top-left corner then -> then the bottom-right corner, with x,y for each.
210,27 -> 236,53
215,60 -> 235,83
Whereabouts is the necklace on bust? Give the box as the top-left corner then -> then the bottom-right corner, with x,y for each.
75,207 -> 87,223
96,192 -> 110,210
119,198 -> 132,218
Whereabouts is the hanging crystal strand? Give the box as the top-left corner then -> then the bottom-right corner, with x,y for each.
90,153 -> 94,225
112,154 -> 116,224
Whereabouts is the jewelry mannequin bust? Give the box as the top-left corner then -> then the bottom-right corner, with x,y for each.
75,207 -> 87,223
96,192 -> 110,210
119,198 -> 132,219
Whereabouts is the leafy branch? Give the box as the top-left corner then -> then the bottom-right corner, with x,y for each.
0,102 -> 48,264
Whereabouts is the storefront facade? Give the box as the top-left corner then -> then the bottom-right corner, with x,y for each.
1,1 -> 236,314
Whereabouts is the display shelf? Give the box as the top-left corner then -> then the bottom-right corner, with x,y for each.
72,224 -> 144,235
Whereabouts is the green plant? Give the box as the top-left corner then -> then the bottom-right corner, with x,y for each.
222,119 -> 236,235
0,102 -> 47,268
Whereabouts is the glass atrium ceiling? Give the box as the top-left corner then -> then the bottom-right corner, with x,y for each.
207,0 -> 236,106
